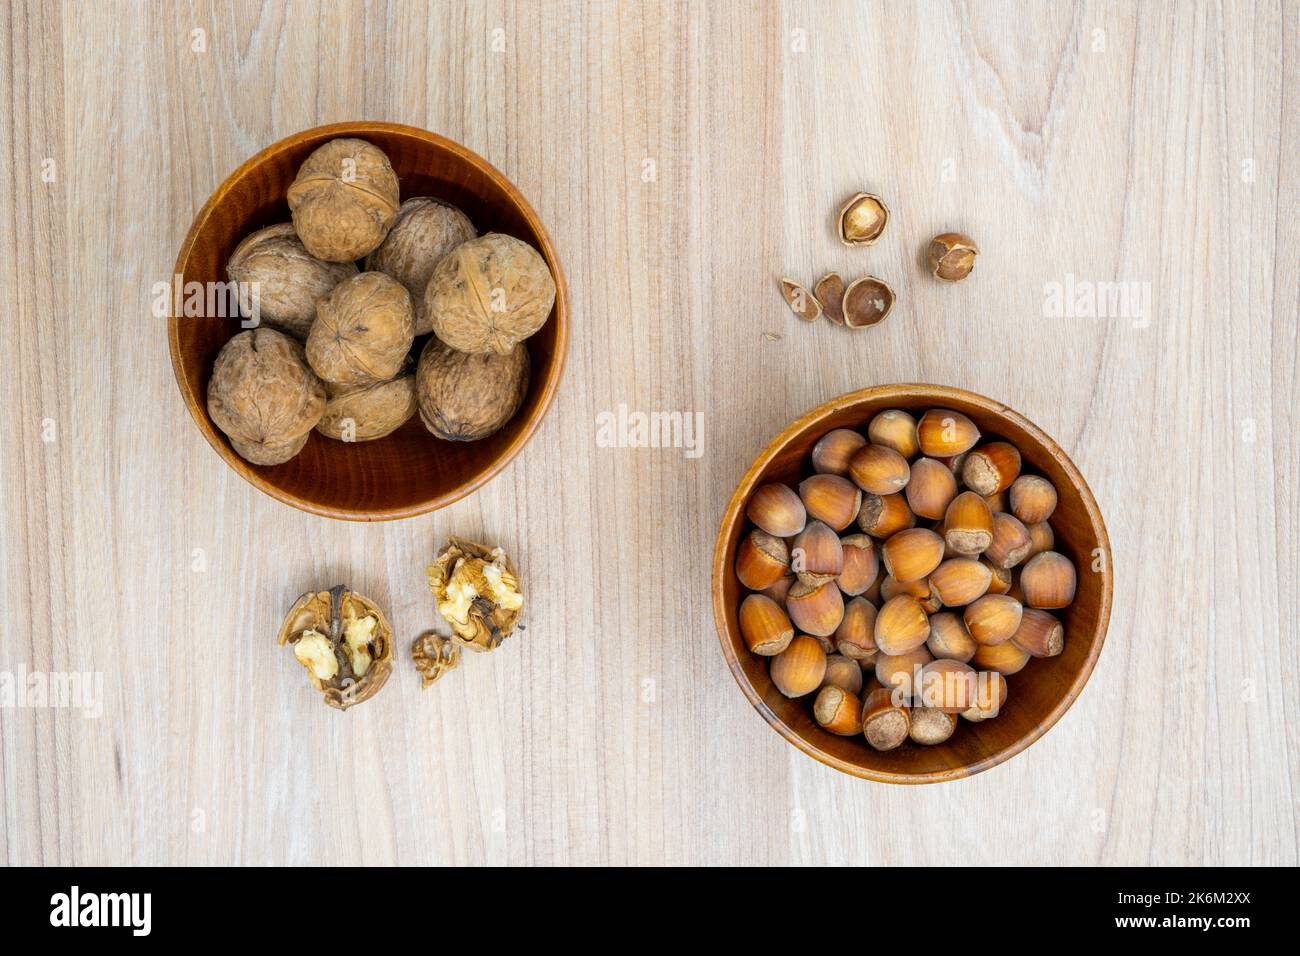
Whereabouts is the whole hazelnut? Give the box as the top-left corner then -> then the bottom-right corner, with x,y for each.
746,483 -> 807,538
286,138 -> 400,262
365,197 -> 478,335
918,659 -> 977,713
860,687 -> 910,751
770,635 -> 828,698
985,512 -> 1034,568
307,272 -> 415,387
822,654 -> 865,694
972,640 -> 1030,676
735,529 -> 790,591
785,580 -> 845,637
798,474 -> 862,531
811,428 -> 867,476
834,595 -> 878,661
963,594 -> 1024,646
867,409 -> 920,459
906,457 -> 958,520
316,374 -> 417,442
910,707 -> 958,745
916,409 -> 981,457
836,534 -> 879,596
1009,475 -> 1058,525
875,645 -> 933,700
961,671 -> 1009,721
943,491 -> 994,555
848,443 -> 911,495
791,520 -> 845,586
962,442 -> 1022,496
874,594 -> 931,655
739,594 -> 795,657
880,527 -> 945,583
926,612 -> 978,662
929,557 -> 992,607
226,223 -> 358,339
813,685 -> 863,735
857,492 -> 916,538
1020,551 -> 1077,608
1011,607 -> 1065,658
416,336 -> 530,442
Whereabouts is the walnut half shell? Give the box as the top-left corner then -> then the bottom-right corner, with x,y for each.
427,537 -> 523,652
277,586 -> 394,711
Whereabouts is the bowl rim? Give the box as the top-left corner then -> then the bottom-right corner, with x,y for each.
167,120 -> 569,521
711,383 -> 1114,784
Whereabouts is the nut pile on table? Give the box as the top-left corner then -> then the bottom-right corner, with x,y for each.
736,408 -> 1077,751
207,137 -> 556,465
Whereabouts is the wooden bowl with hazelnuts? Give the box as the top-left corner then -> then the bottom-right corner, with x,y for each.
712,385 -> 1112,783
168,121 -> 567,520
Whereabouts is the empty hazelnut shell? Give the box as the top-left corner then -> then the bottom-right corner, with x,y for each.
842,276 -> 895,328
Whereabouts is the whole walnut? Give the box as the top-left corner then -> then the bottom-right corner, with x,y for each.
286,138 -> 400,262
207,328 -> 326,466
317,374 -> 418,442
365,198 -> 477,335
416,336 -> 529,441
423,233 -> 556,355
306,272 -> 414,387
226,223 -> 357,339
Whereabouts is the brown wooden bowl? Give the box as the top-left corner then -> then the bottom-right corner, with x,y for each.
168,121 -> 568,520
712,385 -> 1113,783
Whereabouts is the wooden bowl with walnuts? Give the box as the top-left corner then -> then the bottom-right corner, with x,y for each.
168,121 -> 568,520
712,385 -> 1113,783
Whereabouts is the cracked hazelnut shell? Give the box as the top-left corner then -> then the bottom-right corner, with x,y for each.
780,277 -> 822,322
837,192 -> 889,245
842,276 -> 895,328
277,585 -> 394,711
416,336 -> 530,441
226,223 -> 358,339
307,271 -> 415,387
928,232 -> 979,281
286,138 -> 400,262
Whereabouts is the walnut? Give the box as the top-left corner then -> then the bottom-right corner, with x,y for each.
286,138 -> 400,262
225,223 -> 358,339
277,585 -> 394,711
316,374 -> 417,442
207,328 -> 326,466
306,271 -> 414,387
423,233 -> 556,354
365,198 -> 477,335
415,336 -> 529,441
411,631 -> 462,688
428,537 -> 523,652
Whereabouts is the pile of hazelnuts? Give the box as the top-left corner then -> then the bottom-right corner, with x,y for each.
735,408 -> 1077,751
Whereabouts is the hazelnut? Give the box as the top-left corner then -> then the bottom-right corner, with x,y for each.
814,272 -> 847,325
874,594 -> 931,655
909,707 -> 958,745
943,491 -> 994,555
425,233 -> 556,354
736,529 -> 790,590
316,374 -> 417,442
874,645 -> 933,699
365,197 -> 478,335
917,409 -> 981,457
860,687 -> 910,751
984,489 -> 1010,513
1020,551 -> 1077,608
867,409 -> 920,459
746,483 -> 807,537
848,443 -> 911,495
739,593 -> 795,656
791,520 -> 845,586
770,635 -> 828,698
798,474 -> 862,531
428,537 -> 523,651
277,585 -> 394,711
880,527 -> 945,583
963,594 -> 1024,646
857,492 -> 916,538
1025,521 -> 1055,560
226,223 -> 358,339
927,232 -> 979,281
837,192 -> 889,245
929,557 -> 993,607
983,560 -> 1013,595
286,138 -> 400,262
813,685 -> 863,735
962,442 -> 1022,496
961,671 -> 1009,721
837,534 -> 879,596
811,428 -> 867,476
779,277 -> 822,322
842,276 -> 896,328
835,595 -> 878,661
918,659 -> 977,712
905,457 -> 958,519
416,337 -> 529,441
763,575 -> 795,605
823,654 -> 865,694
938,451 -> 970,482
1009,475 -> 1058,525
972,640 -> 1030,676
985,512 -> 1033,568
1011,607 -> 1065,658
926,611 -> 978,662
307,271 -> 415,387
207,328 -> 326,466
785,580 -> 845,637
880,574 -> 942,613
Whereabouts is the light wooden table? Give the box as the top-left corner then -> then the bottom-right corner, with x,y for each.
1,0 -> 1296,866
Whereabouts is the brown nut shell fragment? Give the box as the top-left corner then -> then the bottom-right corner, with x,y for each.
425,233 -> 556,355
286,138 -> 400,262
428,537 -> 524,651
928,232 -> 979,282
277,585 -> 394,711
411,631 -> 463,688
837,192 -> 889,245
416,336 -> 530,441
779,278 -> 822,322
316,374 -> 417,442
207,328 -> 326,466
226,223 -> 358,339
842,276 -> 895,328
365,197 -> 478,335
814,273 -> 847,325
307,271 -> 415,387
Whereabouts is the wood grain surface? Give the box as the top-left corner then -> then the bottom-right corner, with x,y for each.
1,0 -> 1296,866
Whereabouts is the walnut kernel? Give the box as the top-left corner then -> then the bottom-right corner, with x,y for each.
277,585 -> 394,711
428,537 -> 523,652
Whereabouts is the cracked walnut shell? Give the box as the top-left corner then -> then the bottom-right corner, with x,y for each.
207,328 -> 326,466
365,198 -> 478,336
286,138 -> 400,262
306,271 -> 415,387
277,585 -> 394,711
416,336 -> 529,441
424,233 -> 556,355
411,631 -> 462,688
316,374 -> 417,442
226,223 -> 358,339
428,537 -> 523,651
